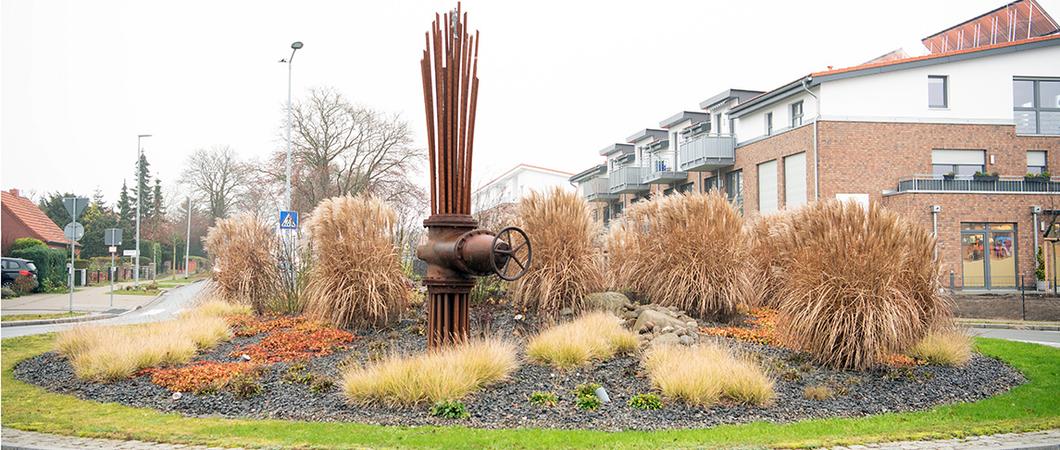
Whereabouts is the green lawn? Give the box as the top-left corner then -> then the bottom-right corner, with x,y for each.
0,312 -> 87,322
1,336 -> 1058,449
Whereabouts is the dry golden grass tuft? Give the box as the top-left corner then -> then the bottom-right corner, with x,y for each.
909,326 -> 973,366
744,212 -> 796,308
56,301 -> 237,381
203,214 -> 281,314
643,342 -> 774,407
302,195 -> 409,329
607,191 -> 752,321
774,201 -> 952,370
512,188 -> 605,315
802,384 -> 833,401
341,338 -> 518,405
526,312 -> 638,369
180,297 -> 252,320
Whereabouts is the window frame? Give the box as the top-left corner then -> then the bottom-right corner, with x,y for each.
790,101 -> 804,127
928,75 -> 948,109
1014,78 -> 1060,135
1027,150 -> 1048,175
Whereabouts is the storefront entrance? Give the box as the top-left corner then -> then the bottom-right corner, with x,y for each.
960,223 -> 1017,289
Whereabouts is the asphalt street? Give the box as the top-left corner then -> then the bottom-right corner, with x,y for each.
0,281 -> 205,339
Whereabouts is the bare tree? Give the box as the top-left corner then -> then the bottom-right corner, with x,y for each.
182,146 -> 248,223
262,87 -> 426,212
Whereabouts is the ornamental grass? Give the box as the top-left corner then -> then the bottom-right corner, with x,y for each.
607,191 -> 752,321
511,188 -> 606,316
56,302 -> 236,381
341,338 -> 518,405
302,195 -> 409,329
744,212 -> 796,308
526,311 -> 638,369
908,326 -> 973,366
203,214 -> 281,314
773,200 -> 952,370
644,342 -> 774,407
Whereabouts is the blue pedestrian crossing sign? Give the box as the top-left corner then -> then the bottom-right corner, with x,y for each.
279,210 -> 299,230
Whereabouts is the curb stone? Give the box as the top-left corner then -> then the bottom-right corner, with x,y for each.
963,323 -> 1060,331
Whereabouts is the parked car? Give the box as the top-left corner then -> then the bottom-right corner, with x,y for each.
1,257 -> 38,287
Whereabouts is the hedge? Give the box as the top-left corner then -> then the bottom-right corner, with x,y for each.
8,238 -> 45,254
10,246 -> 68,288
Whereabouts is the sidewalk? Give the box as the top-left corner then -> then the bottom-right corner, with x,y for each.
0,428 -> 239,449
828,429 -> 1060,449
1,281 -> 160,317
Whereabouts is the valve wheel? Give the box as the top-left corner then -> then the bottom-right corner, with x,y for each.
491,226 -> 532,281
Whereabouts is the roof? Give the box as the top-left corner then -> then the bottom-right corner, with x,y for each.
698,89 -> 765,110
1,189 -> 73,247
569,164 -> 607,183
599,143 -> 635,157
730,33 -> 1060,117
659,111 -> 708,129
473,164 -> 575,195
812,33 -> 1060,78
625,129 -> 668,144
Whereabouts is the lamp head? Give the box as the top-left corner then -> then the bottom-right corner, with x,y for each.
291,41 -> 303,50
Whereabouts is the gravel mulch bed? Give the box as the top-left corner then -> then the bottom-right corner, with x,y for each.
13,303 -> 1025,431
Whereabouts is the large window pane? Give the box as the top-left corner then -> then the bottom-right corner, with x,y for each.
1015,111 -> 1038,134
1014,80 -> 1035,108
1040,81 -> 1060,109
1040,111 -> 1060,135
989,230 -> 1016,288
961,234 -> 986,288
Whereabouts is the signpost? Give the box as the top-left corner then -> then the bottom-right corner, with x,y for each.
62,197 -> 89,313
105,228 -> 123,307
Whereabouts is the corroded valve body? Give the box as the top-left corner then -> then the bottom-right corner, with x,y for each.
417,5 -> 532,349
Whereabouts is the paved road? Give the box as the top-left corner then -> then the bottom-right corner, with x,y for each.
0,281 -> 206,339
1,281 -> 159,317
970,327 -> 1060,348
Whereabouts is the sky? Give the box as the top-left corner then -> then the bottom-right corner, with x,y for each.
3,0 -> 1059,209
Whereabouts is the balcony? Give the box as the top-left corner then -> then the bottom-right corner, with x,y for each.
609,166 -> 650,194
641,156 -> 687,184
580,177 -> 619,202
678,133 -> 735,172
896,175 -> 1060,193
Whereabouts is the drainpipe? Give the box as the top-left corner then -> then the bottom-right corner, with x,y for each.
1033,206 -> 1041,288
931,205 -> 941,261
801,76 -> 820,200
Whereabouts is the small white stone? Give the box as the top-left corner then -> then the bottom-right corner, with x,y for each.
171,392 -> 183,400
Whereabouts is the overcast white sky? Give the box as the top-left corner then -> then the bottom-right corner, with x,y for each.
3,0 -> 1058,208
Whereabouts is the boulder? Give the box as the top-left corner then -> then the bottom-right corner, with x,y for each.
634,309 -> 690,334
585,292 -> 633,315
651,332 -> 681,348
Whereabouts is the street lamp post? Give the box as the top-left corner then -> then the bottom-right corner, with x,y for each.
282,41 -> 303,211
185,196 -> 191,279
135,134 -> 151,287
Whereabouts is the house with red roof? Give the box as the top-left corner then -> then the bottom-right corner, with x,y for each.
1,188 -> 76,255
570,1 -> 1060,291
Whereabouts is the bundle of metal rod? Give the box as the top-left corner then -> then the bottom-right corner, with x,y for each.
420,3 -> 479,215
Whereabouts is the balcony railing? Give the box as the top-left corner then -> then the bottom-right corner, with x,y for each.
896,175 -> 1060,193
678,133 -> 735,172
580,177 -> 618,202
609,166 -> 650,193
641,156 -> 687,184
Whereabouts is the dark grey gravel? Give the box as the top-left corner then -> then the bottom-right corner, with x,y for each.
13,303 -> 1025,431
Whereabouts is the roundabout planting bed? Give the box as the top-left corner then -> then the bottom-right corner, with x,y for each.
10,303 -> 1026,431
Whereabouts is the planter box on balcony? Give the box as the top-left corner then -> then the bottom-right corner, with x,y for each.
943,174 -> 956,180
973,175 -> 998,182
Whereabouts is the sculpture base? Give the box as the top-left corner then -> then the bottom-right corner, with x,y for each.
426,287 -> 471,349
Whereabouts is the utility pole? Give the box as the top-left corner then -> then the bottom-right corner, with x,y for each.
185,196 -> 191,279
135,134 -> 151,287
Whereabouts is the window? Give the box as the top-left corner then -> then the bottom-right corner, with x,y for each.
928,75 -> 948,108
725,170 -> 743,206
784,152 -> 807,208
728,117 -> 735,137
931,149 -> 985,177
703,175 -> 719,192
1028,150 -> 1048,175
765,112 -> 773,135
758,160 -> 778,214
1014,78 -> 1060,135
715,113 -> 723,135
790,101 -> 804,127
676,181 -> 695,194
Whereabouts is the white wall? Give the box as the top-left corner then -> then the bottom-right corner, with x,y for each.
819,44 -> 1060,124
734,90 -> 818,144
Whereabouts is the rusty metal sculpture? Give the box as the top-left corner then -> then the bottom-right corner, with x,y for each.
417,4 -> 532,349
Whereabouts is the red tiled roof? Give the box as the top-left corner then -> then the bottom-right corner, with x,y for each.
812,33 -> 1060,78
1,189 -> 73,246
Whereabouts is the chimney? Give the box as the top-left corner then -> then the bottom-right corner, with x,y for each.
8,188 -> 19,197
